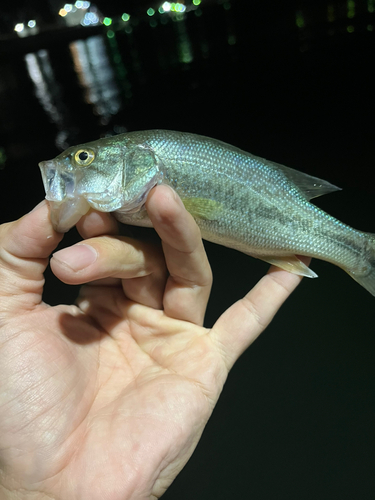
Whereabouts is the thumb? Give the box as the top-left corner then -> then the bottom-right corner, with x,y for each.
0,201 -> 63,316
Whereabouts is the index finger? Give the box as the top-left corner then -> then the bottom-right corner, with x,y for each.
0,201 -> 62,317
146,185 -> 212,326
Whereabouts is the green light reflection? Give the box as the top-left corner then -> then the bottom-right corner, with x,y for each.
327,5 -> 335,22
347,0 -> 355,19
105,30 -> 133,100
296,11 -> 305,28
174,13 -> 193,63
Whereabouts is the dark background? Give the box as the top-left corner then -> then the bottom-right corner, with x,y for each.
1,0 -> 375,498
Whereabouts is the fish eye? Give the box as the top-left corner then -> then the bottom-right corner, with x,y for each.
74,148 -> 95,167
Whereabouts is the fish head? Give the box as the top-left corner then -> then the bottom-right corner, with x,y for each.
39,136 -> 161,232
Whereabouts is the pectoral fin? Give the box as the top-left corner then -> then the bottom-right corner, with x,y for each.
181,197 -> 223,220
259,255 -> 318,278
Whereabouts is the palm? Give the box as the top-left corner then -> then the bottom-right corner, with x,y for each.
4,292 -> 219,499
0,187 -> 307,499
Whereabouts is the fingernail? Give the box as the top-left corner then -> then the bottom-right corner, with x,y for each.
52,244 -> 97,271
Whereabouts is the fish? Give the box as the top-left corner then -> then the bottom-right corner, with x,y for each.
39,130 -> 375,296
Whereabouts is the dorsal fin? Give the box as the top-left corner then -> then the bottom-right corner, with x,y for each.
268,161 -> 342,201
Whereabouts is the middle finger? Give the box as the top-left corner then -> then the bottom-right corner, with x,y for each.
51,211 -> 167,309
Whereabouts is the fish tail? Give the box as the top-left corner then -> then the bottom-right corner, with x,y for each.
346,233 -> 375,297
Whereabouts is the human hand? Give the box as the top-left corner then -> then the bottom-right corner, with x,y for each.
0,186 -> 307,500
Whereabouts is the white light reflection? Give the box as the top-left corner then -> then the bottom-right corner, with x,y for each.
59,0 -> 93,25
27,20 -> 36,28
69,36 -> 121,118
81,11 -> 99,25
14,23 -> 24,32
159,1 -> 186,13
24,51 -> 65,128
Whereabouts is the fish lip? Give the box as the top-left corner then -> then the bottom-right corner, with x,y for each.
39,159 -> 78,202
48,198 -> 91,233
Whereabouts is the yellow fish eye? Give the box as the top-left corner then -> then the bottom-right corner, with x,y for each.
74,148 -> 95,167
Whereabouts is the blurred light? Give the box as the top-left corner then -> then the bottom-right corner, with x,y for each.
347,0 -> 355,18
0,147 -> 6,170
14,23 -> 24,32
228,35 -> 236,45
69,37 -> 121,118
193,0 -> 201,5
75,0 -> 83,7
147,7 -> 155,16
223,2 -> 231,10
327,5 -> 335,22
81,11 -> 99,25
121,13 -> 130,21
82,1 -> 90,8
347,25 -> 354,32
103,17 -> 112,25
296,11 -> 305,28
107,29 -> 115,38
24,51 -> 65,130
64,3 -> 73,12
369,0 -> 375,13
28,20 -> 36,28
367,24 -> 374,30
162,1 -> 171,11
59,8 -> 68,16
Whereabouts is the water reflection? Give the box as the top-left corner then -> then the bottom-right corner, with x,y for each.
13,1 -> 238,148
69,35 -> 122,121
296,0 -> 375,46
174,13 -> 194,63
24,50 -> 69,147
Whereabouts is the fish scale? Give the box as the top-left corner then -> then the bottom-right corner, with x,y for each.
39,130 -> 375,296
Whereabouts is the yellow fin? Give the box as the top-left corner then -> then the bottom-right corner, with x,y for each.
181,197 -> 223,220
260,255 -> 318,278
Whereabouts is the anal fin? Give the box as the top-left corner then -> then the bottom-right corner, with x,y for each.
259,255 -> 318,278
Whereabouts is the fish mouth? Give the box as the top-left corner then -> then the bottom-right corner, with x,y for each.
39,160 -> 90,232
48,198 -> 91,233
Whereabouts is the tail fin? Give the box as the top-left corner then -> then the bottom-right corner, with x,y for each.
346,233 -> 375,297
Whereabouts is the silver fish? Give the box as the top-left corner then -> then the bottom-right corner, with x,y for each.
39,130 -> 375,296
